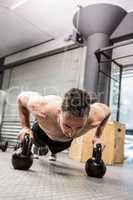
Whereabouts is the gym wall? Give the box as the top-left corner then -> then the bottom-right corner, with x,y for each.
0,46 -> 86,146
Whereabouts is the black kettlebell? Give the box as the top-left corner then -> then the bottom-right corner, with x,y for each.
12,134 -> 33,170
0,141 -> 8,152
85,143 -> 106,178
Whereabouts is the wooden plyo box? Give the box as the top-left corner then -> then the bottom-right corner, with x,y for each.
69,121 -> 126,165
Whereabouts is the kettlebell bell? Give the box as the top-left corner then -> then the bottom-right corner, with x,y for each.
85,143 -> 106,178
12,134 -> 33,170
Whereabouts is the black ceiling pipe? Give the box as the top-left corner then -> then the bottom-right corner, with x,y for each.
73,4 -> 127,104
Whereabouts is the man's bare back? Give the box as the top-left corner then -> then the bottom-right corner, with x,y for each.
17,92 -> 111,142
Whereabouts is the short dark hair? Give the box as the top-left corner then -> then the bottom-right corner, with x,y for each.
61,88 -> 91,117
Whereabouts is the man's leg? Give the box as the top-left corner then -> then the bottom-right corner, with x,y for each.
32,121 -> 73,161
39,146 -> 49,156
49,153 -> 57,161
32,144 -> 39,159
31,122 -> 49,158
48,139 -> 73,161
32,144 -> 49,159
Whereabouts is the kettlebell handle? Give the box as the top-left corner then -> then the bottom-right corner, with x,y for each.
92,143 -> 102,163
21,133 -> 32,156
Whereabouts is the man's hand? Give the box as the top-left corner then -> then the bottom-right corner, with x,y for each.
18,127 -> 33,142
92,136 -> 106,151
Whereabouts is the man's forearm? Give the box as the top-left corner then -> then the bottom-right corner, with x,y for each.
95,126 -> 102,138
18,101 -> 30,128
95,114 -> 110,138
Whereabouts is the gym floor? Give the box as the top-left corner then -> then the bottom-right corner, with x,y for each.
0,143 -> 133,200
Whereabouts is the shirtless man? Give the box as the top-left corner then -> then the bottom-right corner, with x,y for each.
17,88 -> 111,161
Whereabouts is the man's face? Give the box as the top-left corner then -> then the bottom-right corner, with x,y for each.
59,111 -> 88,138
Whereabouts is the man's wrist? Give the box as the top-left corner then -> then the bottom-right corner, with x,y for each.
94,135 -> 100,139
21,127 -> 31,132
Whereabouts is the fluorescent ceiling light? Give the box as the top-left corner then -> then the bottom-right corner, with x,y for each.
10,0 -> 28,10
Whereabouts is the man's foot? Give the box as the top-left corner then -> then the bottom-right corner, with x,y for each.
33,154 -> 39,159
49,154 -> 57,161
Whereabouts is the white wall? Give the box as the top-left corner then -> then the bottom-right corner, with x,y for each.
2,46 -> 87,121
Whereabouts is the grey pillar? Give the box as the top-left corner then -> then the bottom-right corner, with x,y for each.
73,3 -> 127,104
84,33 -> 109,93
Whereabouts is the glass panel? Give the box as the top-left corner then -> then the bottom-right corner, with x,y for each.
119,70 -> 133,132
97,70 -> 110,103
109,63 -> 120,121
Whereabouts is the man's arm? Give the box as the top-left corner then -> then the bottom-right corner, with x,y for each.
17,91 -> 44,140
17,92 -> 41,128
95,112 -> 111,138
92,106 -> 111,149
17,98 -> 30,129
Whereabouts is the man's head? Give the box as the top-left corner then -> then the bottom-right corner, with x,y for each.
59,88 -> 91,137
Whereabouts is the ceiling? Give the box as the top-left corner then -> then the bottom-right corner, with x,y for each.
0,0 -> 133,58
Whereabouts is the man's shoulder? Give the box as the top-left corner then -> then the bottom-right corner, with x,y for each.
90,102 -> 111,120
91,102 -> 110,111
